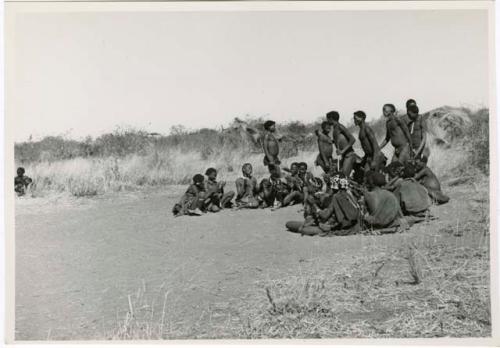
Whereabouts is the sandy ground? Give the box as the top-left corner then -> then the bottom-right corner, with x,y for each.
14,183 -> 488,340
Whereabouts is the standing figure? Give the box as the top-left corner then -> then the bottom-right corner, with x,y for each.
262,120 -> 280,172
353,110 -> 386,172
235,163 -> 260,209
401,103 -> 430,163
314,121 -> 334,174
15,167 -> 32,197
379,103 -> 413,164
326,111 -> 357,178
204,168 -> 235,212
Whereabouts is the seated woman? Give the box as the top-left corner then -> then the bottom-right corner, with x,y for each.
363,171 -> 405,228
387,163 -> 432,216
235,163 -> 260,209
259,164 -> 291,209
414,160 -> 449,205
204,167 -> 235,212
172,174 -> 206,216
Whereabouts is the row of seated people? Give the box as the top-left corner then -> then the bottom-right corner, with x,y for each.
286,160 -> 449,236
172,158 -> 448,221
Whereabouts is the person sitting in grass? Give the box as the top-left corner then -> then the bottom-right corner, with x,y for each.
386,162 -> 431,217
262,120 -> 280,172
204,167 -> 235,212
314,121 -> 335,174
259,164 -> 291,209
281,162 -> 304,207
172,174 -> 206,216
235,163 -> 260,209
379,103 -> 413,164
353,110 -> 387,173
413,159 -> 449,205
15,167 -> 33,197
363,171 -> 406,229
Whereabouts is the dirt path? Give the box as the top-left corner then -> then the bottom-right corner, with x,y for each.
14,184 -> 486,340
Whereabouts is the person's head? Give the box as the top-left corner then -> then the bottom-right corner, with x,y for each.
321,121 -> 332,134
353,110 -> 366,126
407,104 -> 419,120
414,159 -> 426,171
205,167 -> 217,181
193,173 -> 205,187
406,99 -> 417,110
17,167 -> 25,177
268,164 -> 281,178
264,120 -> 276,132
290,162 -> 299,175
298,162 -> 308,175
385,161 -> 404,179
402,162 -> 416,179
365,171 -> 387,189
383,104 -> 396,118
326,111 -> 340,125
242,163 -> 253,177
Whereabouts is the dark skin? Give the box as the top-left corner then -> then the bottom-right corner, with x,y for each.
354,115 -> 382,170
263,124 -> 279,165
315,124 -> 334,172
414,162 -> 441,191
379,106 -> 413,162
407,109 -> 427,157
327,117 -> 356,177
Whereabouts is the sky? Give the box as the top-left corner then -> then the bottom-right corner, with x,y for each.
10,9 -> 490,141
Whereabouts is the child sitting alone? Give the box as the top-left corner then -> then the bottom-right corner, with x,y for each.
15,167 -> 32,197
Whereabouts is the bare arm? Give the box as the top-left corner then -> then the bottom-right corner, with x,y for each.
339,124 -> 356,155
262,133 -> 271,161
414,168 -> 427,180
416,118 -> 427,156
397,118 -> 413,147
379,122 -> 390,149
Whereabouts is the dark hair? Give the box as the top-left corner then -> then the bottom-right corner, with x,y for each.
193,174 -> 205,183
205,167 -> 217,176
406,99 -> 417,109
264,120 -> 276,130
290,162 -> 299,168
383,104 -> 396,113
353,110 -> 366,119
17,167 -> 25,175
299,162 -> 308,169
326,111 -> 340,122
366,171 -> 386,187
408,104 -> 419,114
321,121 -> 330,129
403,162 -> 416,178
385,161 -> 404,176
242,163 -> 252,170
268,163 -> 278,172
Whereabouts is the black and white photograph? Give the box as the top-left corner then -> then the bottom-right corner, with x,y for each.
4,0 -> 498,343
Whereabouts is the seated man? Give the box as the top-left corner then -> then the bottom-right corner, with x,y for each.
414,159 -> 449,204
172,174 -> 206,216
204,167 -> 235,212
388,163 -> 432,216
235,163 -> 260,209
15,167 -> 33,197
259,164 -> 291,209
363,171 -> 405,228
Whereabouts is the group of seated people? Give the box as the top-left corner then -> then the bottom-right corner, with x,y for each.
172,155 -> 449,237
15,167 -> 33,197
172,162 -> 316,216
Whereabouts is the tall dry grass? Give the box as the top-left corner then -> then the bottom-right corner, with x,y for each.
15,107 -> 488,197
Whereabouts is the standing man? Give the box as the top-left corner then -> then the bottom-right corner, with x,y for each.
402,101 -> 429,163
262,120 -> 280,173
326,111 -> 356,178
353,110 -> 386,172
379,103 -> 413,164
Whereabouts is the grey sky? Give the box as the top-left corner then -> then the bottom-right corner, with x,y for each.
11,9 -> 489,141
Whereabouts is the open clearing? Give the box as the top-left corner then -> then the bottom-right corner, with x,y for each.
14,182 -> 490,340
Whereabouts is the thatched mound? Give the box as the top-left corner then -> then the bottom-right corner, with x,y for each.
422,106 -> 473,146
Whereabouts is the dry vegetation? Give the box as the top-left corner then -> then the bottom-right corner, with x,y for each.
15,107 -> 488,197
